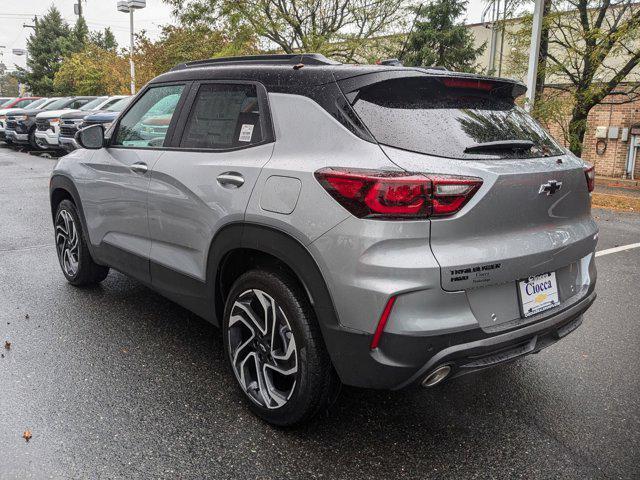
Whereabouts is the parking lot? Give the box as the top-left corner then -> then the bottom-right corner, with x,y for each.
0,147 -> 638,479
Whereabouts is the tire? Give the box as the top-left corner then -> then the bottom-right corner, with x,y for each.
28,127 -> 39,149
54,199 -> 109,286
223,269 -> 340,426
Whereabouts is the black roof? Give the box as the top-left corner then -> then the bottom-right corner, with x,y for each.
151,53 -> 526,97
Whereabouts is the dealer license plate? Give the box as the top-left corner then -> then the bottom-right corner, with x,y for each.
518,272 -> 560,317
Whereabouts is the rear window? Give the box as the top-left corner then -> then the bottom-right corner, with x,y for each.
349,77 -> 562,160
180,83 -> 262,149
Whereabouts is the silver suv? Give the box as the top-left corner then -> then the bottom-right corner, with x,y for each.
50,54 -> 598,426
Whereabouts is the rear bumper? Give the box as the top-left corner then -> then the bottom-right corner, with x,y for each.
324,287 -> 596,390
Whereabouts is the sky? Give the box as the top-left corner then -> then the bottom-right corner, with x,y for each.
0,0 -> 490,71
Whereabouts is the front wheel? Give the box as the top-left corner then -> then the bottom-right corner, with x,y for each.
223,269 -> 339,426
55,199 -> 109,286
28,127 -> 39,149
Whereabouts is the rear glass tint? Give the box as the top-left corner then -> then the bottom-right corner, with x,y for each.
350,77 -> 562,159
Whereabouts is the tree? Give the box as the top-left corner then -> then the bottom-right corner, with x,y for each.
73,16 -> 90,47
53,23 -> 258,95
17,6 -> 80,95
134,24 -> 258,84
53,45 -> 130,95
163,0 -> 410,62
0,67 -> 20,96
90,27 -> 118,51
510,1 -> 640,156
400,0 -> 486,72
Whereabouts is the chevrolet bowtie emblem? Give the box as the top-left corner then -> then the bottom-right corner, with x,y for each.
538,180 -> 563,196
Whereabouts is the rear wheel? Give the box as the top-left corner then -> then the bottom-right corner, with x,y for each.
223,269 -> 339,426
55,199 -> 109,286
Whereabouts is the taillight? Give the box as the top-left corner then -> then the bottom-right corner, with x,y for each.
441,78 -> 494,91
583,162 -> 595,192
315,167 -> 482,219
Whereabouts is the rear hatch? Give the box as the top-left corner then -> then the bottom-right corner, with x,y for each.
339,71 -> 597,328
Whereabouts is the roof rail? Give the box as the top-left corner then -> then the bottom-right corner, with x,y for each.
171,53 -> 340,71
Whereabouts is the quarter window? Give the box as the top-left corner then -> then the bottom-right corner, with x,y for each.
114,85 -> 185,148
180,83 -> 262,149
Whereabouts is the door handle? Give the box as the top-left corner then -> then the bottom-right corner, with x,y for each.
217,172 -> 244,188
130,162 -> 148,174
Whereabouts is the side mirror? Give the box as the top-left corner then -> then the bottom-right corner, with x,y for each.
75,124 -> 105,150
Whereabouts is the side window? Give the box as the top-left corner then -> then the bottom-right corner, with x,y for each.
70,99 -> 91,109
101,98 -> 120,110
114,85 -> 184,148
15,99 -> 34,108
180,83 -> 262,149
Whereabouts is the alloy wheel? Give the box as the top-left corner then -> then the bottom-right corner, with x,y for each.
227,289 -> 299,409
55,209 -> 80,277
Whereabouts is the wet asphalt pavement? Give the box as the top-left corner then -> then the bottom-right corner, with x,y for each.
0,148 -> 639,479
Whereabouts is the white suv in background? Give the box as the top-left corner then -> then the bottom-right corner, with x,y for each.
34,96 -> 101,149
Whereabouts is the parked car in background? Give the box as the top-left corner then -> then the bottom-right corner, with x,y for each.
59,96 -> 130,151
33,96 -> 99,150
4,98 -> 69,148
0,98 -> 49,143
0,98 -> 15,107
1,97 -> 42,110
5,97 -> 69,149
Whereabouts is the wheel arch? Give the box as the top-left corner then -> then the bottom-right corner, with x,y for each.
49,174 -> 96,258
209,223 -> 340,330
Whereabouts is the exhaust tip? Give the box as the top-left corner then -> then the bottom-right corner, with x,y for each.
421,365 -> 452,388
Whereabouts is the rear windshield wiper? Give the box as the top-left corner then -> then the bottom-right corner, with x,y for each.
464,140 -> 535,154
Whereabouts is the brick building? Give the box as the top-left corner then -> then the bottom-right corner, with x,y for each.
539,87 -> 640,179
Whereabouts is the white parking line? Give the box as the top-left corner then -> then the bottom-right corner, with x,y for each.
596,242 -> 640,257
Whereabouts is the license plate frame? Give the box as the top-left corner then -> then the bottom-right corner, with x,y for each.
517,272 -> 560,318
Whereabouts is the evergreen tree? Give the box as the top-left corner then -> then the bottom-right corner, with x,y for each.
90,27 -> 118,51
17,6 -> 78,95
73,16 -> 90,47
401,0 -> 485,73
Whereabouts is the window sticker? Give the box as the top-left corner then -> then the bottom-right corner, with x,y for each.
239,124 -> 254,142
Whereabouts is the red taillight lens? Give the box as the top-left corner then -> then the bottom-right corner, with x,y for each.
441,78 -> 494,91
315,168 -> 482,219
583,163 -> 595,192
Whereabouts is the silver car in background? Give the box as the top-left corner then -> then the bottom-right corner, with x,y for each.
50,54 -> 597,426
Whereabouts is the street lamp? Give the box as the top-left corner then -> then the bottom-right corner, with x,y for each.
117,0 -> 146,95
12,48 -> 28,96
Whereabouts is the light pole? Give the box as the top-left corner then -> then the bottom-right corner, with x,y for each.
117,0 -> 146,95
12,48 -> 28,96
0,46 -> 5,95
525,0 -> 545,111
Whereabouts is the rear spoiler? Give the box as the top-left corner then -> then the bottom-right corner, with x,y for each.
335,69 -> 527,100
